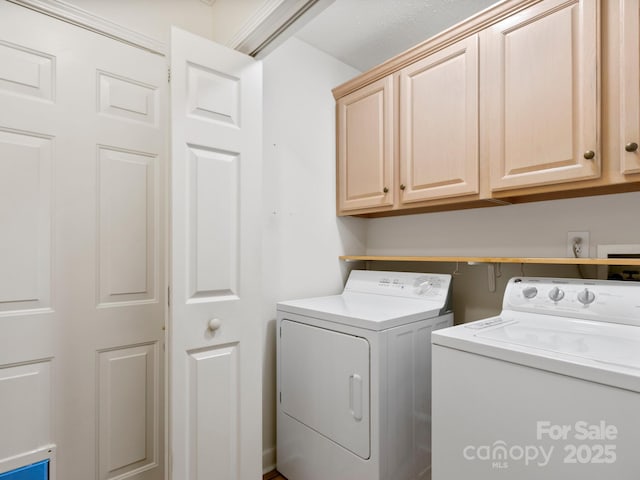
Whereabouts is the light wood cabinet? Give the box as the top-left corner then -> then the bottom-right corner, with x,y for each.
336,76 -> 394,213
336,35 -> 485,216
399,35 -> 480,204
620,0 -> 640,175
333,0 -> 640,217
483,0 -> 599,192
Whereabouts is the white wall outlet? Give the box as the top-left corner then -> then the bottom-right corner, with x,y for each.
567,231 -> 590,258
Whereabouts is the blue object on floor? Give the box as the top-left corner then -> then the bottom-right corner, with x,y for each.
0,460 -> 48,480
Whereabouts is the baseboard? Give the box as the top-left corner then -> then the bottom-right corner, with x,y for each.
262,446 -> 276,474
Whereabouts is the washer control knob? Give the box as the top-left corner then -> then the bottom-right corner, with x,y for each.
548,286 -> 565,302
414,281 -> 433,295
577,288 -> 596,305
522,286 -> 538,299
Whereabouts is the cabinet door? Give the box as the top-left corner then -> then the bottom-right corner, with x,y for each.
621,0 -> 640,174
337,76 -> 394,212
399,35 -> 479,204
484,0 -> 599,192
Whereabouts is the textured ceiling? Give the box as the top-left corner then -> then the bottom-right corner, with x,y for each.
295,0 -> 501,72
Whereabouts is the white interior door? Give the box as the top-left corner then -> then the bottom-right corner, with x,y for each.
170,28 -> 263,480
0,3 -> 166,479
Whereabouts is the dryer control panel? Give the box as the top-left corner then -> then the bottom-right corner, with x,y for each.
504,277 -> 640,327
344,270 -> 452,304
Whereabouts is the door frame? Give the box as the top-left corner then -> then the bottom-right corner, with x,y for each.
8,0 -> 332,58
7,0 -> 166,54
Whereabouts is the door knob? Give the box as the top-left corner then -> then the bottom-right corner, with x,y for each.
583,150 -> 595,160
383,187 -> 389,193
400,184 -> 406,190
625,142 -> 638,152
208,318 -> 222,331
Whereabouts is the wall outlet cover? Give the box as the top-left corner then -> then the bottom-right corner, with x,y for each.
567,231 -> 590,258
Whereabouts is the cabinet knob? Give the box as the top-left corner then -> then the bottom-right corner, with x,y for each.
383,187 -> 389,193
207,318 -> 222,331
625,142 -> 638,152
400,184 -> 406,190
583,150 -> 595,160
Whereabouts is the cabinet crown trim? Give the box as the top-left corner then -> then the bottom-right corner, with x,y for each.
332,0 -> 543,99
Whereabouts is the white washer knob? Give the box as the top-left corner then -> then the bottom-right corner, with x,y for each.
522,286 -> 538,299
208,318 -> 222,331
577,288 -> 596,305
414,281 -> 433,296
548,286 -> 565,302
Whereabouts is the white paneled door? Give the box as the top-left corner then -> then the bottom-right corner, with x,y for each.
0,3 -> 165,480
170,28 -> 263,480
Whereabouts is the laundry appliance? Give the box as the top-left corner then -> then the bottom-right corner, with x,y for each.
277,270 -> 453,480
432,276 -> 640,479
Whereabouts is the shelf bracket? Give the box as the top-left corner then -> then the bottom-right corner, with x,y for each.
487,263 -> 497,292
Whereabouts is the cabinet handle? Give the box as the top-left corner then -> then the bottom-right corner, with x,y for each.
383,187 -> 389,193
583,150 -> 595,160
349,374 -> 363,422
625,142 -> 639,152
400,184 -> 406,190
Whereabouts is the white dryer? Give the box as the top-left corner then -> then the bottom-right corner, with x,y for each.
432,277 -> 640,479
276,270 -> 453,480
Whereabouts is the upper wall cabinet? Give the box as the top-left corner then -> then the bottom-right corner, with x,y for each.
333,0 -> 640,217
399,35 -> 480,204
482,0 -> 599,192
337,76 -> 394,213
620,0 -> 640,175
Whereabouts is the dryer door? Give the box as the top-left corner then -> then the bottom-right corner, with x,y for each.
280,320 -> 370,459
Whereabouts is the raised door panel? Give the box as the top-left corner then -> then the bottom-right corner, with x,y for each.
0,361 -> 52,459
0,129 -> 52,313
399,35 -> 479,204
620,0 -> 640,174
187,345 -> 239,480
337,76 -> 394,212
97,344 -> 159,480
484,0 -> 599,192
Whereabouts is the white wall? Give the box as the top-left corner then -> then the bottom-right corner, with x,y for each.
366,191 -> 640,322
261,36 -> 367,471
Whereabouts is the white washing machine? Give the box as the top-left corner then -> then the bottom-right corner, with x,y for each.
276,270 -> 453,480
432,277 -> 640,480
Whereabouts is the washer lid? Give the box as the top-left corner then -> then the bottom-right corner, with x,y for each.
432,312 -> 640,392
277,292 -> 444,331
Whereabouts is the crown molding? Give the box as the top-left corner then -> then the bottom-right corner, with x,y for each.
8,0 -> 166,55
227,0 -> 333,57
332,0 -> 544,99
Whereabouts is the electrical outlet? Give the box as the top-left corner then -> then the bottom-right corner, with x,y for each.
567,231 -> 590,258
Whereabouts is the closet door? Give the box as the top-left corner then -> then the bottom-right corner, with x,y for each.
170,28 -> 263,480
0,3 -> 166,479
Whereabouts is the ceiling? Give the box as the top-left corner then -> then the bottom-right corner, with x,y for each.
295,0 -> 501,72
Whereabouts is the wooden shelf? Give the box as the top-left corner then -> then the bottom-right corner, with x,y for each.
340,255 -> 640,266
